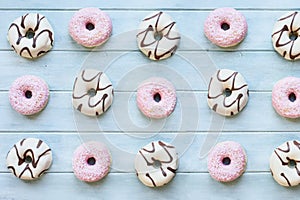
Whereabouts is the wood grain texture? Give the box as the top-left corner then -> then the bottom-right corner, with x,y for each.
0,0 -> 299,199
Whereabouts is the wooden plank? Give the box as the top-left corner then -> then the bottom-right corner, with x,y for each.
0,133 -> 295,172
0,10 -> 293,51
0,51 -> 295,91
0,91 -> 297,132
0,173 -> 295,200
0,0 -> 299,10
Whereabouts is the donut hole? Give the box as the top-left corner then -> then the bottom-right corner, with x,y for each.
25,90 -> 32,99
154,31 -> 163,41
221,23 -> 230,31
289,32 -> 298,41
288,159 -> 296,168
223,88 -> 232,97
86,23 -> 95,31
222,157 -> 231,165
289,92 -> 296,102
25,28 -> 35,39
25,156 -> 33,163
153,159 -> 162,169
153,93 -> 161,102
87,88 -> 97,97
87,157 -> 96,165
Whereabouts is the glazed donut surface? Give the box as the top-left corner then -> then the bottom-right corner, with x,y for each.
7,13 -> 54,59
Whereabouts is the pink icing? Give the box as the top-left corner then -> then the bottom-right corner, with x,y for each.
207,141 -> 247,182
137,77 -> 177,119
72,141 -> 111,182
68,7 -> 112,47
8,75 -> 49,115
272,77 -> 300,118
204,7 -> 247,47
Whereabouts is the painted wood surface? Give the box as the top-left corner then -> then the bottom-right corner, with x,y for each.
0,0 -> 300,199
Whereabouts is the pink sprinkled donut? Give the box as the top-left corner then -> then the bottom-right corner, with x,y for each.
272,77 -> 300,118
9,75 -> 49,115
137,77 -> 176,119
72,141 -> 111,182
69,7 -> 112,47
207,141 -> 247,182
204,7 -> 248,47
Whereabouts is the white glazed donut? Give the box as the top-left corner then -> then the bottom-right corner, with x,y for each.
6,138 -> 52,180
272,11 -> 300,60
7,13 -> 54,59
72,69 -> 114,116
136,11 -> 181,61
135,141 -> 178,187
207,69 -> 249,116
270,140 -> 300,187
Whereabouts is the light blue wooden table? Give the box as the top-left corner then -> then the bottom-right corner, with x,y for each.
0,0 -> 299,199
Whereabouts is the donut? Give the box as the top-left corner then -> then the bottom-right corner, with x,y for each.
270,140 -> 300,187
69,7 -> 112,47
136,77 -> 176,119
207,141 -> 247,182
136,11 -> 181,60
204,7 -> 247,47
135,141 -> 178,187
207,69 -> 249,116
7,13 -> 54,59
9,75 -> 50,115
72,69 -> 114,116
6,138 -> 52,180
272,11 -> 300,60
272,77 -> 300,118
72,141 -> 111,182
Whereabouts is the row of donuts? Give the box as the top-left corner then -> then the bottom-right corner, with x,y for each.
6,137 -> 299,188
6,7 -> 300,61
8,68 -> 297,119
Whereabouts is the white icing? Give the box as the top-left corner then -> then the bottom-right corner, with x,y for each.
207,69 -> 249,116
135,141 -> 178,187
6,138 -> 52,180
272,11 -> 300,60
136,11 -> 180,60
270,140 -> 300,187
7,13 -> 54,59
72,69 -> 114,116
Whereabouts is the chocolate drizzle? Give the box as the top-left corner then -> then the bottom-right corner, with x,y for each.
137,11 -> 180,60
72,70 -> 113,115
208,70 -> 248,115
138,141 -> 176,187
8,13 -> 54,58
7,138 -> 52,179
272,12 -> 300,60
